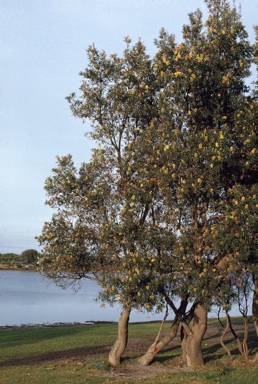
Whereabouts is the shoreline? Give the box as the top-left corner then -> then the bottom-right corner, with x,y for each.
0,319 -> 171,330
0,321 -> 113,330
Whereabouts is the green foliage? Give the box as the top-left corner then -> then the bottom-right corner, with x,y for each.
0,250 -> 39,269
0,253 -> 20,261
21,249 -> 39,264
0,253 -> 22,269
38,0 -> 258,320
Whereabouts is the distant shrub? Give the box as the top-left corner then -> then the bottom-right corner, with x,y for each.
0,253 -> 20,261
21,249 -> 39,264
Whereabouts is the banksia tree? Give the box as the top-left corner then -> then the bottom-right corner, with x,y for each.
38,0 -> 258,367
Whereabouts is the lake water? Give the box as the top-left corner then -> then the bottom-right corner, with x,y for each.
0,271 -> 246,326
0,270 -> 167,326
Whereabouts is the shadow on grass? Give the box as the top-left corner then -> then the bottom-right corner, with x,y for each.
1,323 -> 257,369
203,327 -> 258,364
0,323 -> 117,349
136,325 -> 258,366
0,343 -> 112,367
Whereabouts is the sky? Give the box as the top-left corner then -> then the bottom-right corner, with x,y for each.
1,0 -> 257,254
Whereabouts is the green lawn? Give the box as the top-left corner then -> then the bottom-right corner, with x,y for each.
0,320 -> 257,384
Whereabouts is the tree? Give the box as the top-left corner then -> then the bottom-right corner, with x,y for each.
38,40 -> 175,365
21,249 -> 39,264
38,0 -> 258,368
138,0 -> 257,366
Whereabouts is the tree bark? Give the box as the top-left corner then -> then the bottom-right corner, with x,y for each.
252,275 -> 258,337
220,311 -> 233,361
139,317 -> 180,366
139,297 -> 188,366
242,315 -> 249,360
252,275 -> 258,362
228,312 -> 244,356
108,304 -> 131,366
184,303 -> 207,367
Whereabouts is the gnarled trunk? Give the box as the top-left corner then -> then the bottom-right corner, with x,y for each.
108,304 -> 131,366
139,317 -> 180,366
180,310 -> 194,363
252,275 -> 258,337
184,303 -> 207,367
180,325 -> 187,363
252,275 -> 258,362
139,297 -> 188,366
220,311 -> 233,360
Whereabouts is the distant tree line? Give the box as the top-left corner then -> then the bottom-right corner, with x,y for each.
0,249 -> 39,269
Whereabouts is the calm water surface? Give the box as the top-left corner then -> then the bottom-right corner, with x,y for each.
0,271 -> 165,326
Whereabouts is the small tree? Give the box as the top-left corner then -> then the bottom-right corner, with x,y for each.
21,249 -> 39,264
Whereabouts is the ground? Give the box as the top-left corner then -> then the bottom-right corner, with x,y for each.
0,323 -> 256,380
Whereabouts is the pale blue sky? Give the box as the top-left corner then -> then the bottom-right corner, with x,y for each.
1,0 -> 257,254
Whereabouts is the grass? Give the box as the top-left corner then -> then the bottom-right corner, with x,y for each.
0,319 -> 257,384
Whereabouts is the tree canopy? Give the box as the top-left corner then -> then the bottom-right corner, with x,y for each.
37,0 -> 258,367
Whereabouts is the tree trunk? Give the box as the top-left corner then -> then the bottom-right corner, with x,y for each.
220,311 -> 233,361
252,275 -> 258,362
252,275 -> 258,337
242,315 -> 249,360
180,305 -> 196,363
108,304 -> 131,366
139,297 -> 188,366
139,317 -> 180,366
180,325 -> 187,363
185,303 -> 207,367
228,312 -> 244,356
